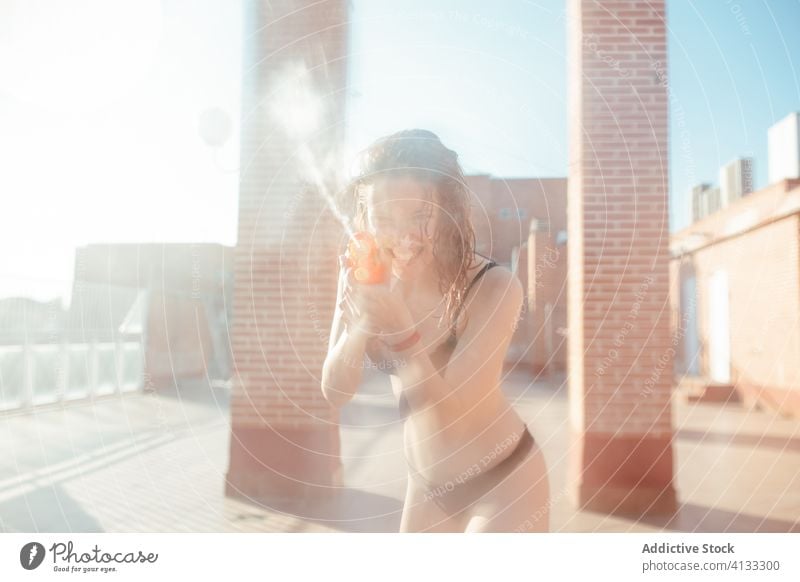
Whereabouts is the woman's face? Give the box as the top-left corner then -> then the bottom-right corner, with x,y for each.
363,176 -> 439,277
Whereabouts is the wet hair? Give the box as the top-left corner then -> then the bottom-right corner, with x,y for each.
345,128 -> 479,333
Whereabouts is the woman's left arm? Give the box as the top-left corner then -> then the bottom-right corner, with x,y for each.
391,268 -> 524,440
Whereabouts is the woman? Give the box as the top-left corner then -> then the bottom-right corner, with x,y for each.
321,129 -> 550,532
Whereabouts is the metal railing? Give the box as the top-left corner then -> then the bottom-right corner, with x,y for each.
0,340 -> 144,411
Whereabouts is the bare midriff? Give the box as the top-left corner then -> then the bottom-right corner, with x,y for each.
366,252 -> 529,487
396,377 -> 528,486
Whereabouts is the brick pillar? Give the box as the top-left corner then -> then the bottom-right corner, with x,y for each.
566,0 -> 677,515
527,219 -> 552,372
225,0 -> 349,503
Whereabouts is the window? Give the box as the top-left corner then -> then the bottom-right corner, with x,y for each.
556,229 -> 567,245
498,207 -> 511,220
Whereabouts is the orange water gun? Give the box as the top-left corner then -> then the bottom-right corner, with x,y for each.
346,231 -> 388,284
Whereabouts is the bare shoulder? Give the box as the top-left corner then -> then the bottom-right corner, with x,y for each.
444,263 -> 524,387
464,263 -> 523,324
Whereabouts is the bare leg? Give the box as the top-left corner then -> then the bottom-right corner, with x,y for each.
398,473 -> 470,532
464,442 -> 550,533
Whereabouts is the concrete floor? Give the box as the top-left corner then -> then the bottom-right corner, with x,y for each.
1,369 -> 798,533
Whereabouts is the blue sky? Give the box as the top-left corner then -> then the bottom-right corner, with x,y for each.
347,0 -> 800,232
1,0 -> 798,302
666,0 -> 800,227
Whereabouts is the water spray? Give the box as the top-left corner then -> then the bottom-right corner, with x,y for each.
269,62 -> 388,285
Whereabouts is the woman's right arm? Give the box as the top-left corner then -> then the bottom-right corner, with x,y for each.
320,258 -> 372,407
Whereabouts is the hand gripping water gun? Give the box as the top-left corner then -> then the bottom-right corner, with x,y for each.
345,231 -> 388,284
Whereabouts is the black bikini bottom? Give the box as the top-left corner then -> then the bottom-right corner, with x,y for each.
408,426 -> 536,516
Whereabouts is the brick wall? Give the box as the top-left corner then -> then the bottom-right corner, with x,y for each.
567,0 -> 676,515
226,0 -> 349,502
466,176 -> 569,372
527,225 -> 568,373
671,180 -> 800,417
68,243 -> 233,386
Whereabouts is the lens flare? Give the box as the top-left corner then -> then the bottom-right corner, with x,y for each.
268,61 -> 355,239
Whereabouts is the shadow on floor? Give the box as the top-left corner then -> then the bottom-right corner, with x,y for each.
0,484 -> 105,533
632,502 -> 800,533
676,429 -> 800,453
236,488 -> 404,533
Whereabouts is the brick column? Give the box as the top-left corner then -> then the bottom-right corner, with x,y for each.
527,219 -> 556,372
225,0 -> 349,502
566,0 -> 677,515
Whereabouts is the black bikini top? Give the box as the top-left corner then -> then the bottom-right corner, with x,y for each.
368,255 -> 499,376
445,257 -> 499,344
